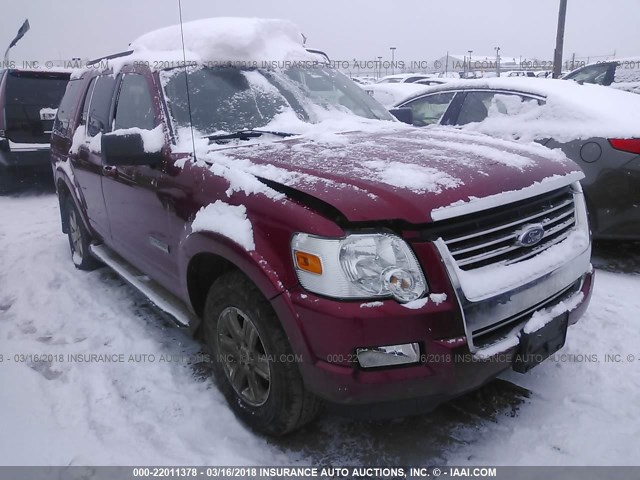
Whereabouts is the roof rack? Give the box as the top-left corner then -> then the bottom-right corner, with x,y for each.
306,49 -> 330,63
86,48 -> 330,68
87,50 -> 134,67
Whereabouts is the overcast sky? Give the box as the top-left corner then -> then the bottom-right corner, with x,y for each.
1,0 -> 638,66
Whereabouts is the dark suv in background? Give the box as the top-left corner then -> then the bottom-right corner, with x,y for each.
51,18 -> 594,436
0,68 -> 70,192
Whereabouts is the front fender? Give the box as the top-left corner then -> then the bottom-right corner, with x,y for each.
177,231 -> 316,363
179,231 -> 288,301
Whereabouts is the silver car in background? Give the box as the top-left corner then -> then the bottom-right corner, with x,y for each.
390,78 -> 640,240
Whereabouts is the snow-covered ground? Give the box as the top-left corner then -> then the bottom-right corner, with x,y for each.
1,189 -> 639,466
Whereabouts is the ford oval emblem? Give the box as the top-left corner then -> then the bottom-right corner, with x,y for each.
516,224 -> 545,247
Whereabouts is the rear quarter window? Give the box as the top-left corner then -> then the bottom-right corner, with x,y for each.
456,91 -> 542,126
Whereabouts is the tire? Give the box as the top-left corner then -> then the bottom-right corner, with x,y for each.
203,271 -> 321,436
65,196 -> 100,271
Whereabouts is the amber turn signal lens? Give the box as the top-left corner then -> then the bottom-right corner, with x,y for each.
294,250 -> 323,275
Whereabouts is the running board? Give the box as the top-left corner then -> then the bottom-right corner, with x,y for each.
90,244 -> 196,328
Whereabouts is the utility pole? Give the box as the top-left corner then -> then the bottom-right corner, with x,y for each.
467,50 -> 473,78
495,47 -> 501,77
553,0 -> 568,78
390,47 -> 396,75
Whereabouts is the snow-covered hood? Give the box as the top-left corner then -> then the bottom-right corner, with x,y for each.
202,126 -> 583,224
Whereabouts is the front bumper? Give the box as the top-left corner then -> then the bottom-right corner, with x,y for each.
269,230 -> 594,411
271,183 -> 594,410
272,265 -> 593,408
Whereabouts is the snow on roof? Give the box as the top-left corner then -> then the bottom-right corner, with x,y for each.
398,77 -> 640,141
378,73 -> 433,81
364,83 -> 431,107
584,56 -> 640,65
130,17 -> 316,64
448,53 -> 520,62
7,66 -> 72,75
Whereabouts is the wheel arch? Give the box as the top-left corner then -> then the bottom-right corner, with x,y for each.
180,232 -> 314,362
55,171 -> 92,236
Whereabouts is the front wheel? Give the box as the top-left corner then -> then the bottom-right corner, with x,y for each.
203,271 -> 320,436
65,197 -> 99,271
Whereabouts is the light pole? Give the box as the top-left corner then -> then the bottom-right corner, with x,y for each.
553,0 -> 568,78
467,50 -> 473,78
494,46 -> 501,77
4,19 -> 30,64
390,47 -> 396,75
378,56 -> 383,79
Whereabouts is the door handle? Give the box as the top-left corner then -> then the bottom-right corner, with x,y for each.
103,165 -> 118,178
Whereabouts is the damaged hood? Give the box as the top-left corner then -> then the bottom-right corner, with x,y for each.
203,126 -> 583,224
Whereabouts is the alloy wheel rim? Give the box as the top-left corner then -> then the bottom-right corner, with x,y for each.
69,210 -> 83,259
217,306 -> 271,407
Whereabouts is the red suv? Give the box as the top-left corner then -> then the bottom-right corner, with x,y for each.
52,18 -> 593,436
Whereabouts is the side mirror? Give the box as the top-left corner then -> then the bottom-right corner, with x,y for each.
101,131 -> 164,167
389,107 -> 414,125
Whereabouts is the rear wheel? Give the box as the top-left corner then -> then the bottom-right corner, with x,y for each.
65,197 -> 99,271
203,271 -> 320,436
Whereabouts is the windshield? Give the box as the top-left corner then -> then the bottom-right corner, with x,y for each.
563,64 -> 612,85
160,66 -> 393,137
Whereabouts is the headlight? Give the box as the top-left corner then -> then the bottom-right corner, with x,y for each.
291,233 -> 427,302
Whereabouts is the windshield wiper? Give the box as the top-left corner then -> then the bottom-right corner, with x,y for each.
204,129 -> 296,141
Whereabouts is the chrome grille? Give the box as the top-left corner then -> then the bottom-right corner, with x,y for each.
441,187 -> 576,271
472,279 -> 582,348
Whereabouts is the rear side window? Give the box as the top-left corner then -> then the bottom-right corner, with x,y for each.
113,74 -> 156,130
455,91 -> 541,126
54,79 -> 84,136
87,76 -> 116,137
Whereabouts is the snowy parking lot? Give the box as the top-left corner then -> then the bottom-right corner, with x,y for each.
1,185 -> 639,466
